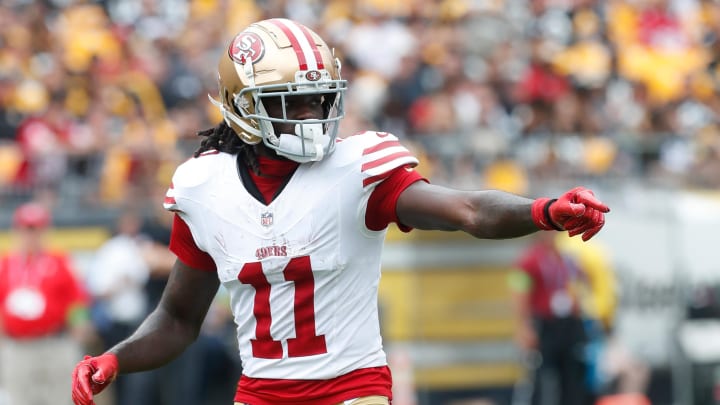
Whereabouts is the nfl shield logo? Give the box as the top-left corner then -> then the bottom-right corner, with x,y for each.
260,212 -> 273,227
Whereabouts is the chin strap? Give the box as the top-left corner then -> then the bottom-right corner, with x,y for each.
273,122 -> 330,163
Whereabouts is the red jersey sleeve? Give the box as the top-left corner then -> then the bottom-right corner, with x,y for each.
366,165 -> 427,232
169,214 -> 217,271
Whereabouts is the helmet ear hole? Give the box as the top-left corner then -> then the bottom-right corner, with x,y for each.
225,90 -> 240,115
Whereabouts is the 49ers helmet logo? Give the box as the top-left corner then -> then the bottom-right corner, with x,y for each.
305,70 -> 322,81
229,32 -> 265,65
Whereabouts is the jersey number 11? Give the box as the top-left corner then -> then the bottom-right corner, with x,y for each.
239,256 -> 328,359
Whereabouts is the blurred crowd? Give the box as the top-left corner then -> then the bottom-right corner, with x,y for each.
1,0 -> 720,219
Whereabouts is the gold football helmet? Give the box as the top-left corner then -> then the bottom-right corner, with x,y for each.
211,18 -> 347,162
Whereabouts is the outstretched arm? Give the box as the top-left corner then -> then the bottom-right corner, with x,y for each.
396,181 -> 609,240
72,259 -> 219,405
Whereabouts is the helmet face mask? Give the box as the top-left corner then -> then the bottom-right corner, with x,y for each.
212,18 -> 348,163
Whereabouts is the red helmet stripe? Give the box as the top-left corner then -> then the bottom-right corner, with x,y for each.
295,23 -> 324,69
268,19 -> 322,71
269,19 -> 307,70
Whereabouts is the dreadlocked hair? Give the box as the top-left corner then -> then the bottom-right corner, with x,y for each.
194,121 -> 259,172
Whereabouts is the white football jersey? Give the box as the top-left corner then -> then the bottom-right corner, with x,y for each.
164,131 -> 418,379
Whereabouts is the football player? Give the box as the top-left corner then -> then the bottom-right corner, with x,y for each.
72,18 -> 609,405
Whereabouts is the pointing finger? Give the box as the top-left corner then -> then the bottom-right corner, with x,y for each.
575,190 -> 610,213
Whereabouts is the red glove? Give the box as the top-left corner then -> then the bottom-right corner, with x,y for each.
71,353 -> 118,405
531,186 -> 610,241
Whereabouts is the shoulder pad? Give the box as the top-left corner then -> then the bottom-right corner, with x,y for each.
354,131 -> 418,188
173,151 -> 226,188
163,151 -> 229,212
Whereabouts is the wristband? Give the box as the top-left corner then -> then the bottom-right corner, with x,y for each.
543,198 -> 563,230
531,197 -> 562,231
